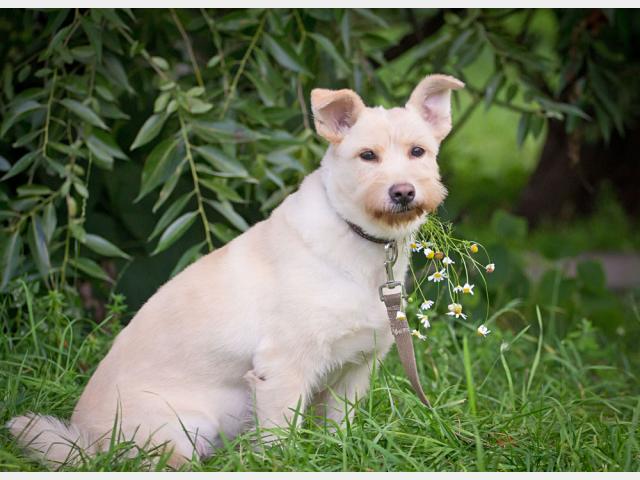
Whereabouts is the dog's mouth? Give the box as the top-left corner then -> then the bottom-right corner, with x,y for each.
390,204 -> 415,214
367,202 -> 427,226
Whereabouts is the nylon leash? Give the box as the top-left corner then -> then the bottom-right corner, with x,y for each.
379,241 -> 431,407
345,221 -> 430,406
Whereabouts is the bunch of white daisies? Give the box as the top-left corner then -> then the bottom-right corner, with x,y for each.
403,237 -> 496,342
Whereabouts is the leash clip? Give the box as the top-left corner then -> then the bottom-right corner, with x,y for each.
379,240 -> 406,301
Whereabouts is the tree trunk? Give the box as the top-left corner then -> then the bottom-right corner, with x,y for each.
515,120 -> 640,225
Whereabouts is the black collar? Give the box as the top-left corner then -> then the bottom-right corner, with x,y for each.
346,221 -> 393,245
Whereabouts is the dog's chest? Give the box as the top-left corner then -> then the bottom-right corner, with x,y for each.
330,322 -> 393,366
305,251 -> 405,359
303,270 -> 395,364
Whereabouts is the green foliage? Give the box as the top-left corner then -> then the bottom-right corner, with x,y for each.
2,9 -> 638,295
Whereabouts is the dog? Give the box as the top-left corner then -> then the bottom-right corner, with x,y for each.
7,73 -> 464,468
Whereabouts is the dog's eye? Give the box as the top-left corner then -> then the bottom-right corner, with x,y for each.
359,150 -> 377,161
410,146 -> 425,158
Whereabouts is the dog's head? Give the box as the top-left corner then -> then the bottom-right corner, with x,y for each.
312,74 -> 464,240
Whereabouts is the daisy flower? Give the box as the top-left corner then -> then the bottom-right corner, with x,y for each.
428,269 -> 447,282
396,311 -> 407,322
411,329 -> 427,341
420,300 -> 434,310
486,263 -> 495,273
477,325 -> 491,337
442,256 -> 455,266
421,241 -> 433,249
470,243 -> 479,254
453,282 -> 475,295
409,241 -> 422,252
417,312 -> 431,328
424,248 -> 435,260
447,303 -> 467,320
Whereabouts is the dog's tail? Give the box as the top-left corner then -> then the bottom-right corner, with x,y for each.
6,413 -> 93,467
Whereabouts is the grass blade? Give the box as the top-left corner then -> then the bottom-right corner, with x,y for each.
526,306 -> 544,399
463,335 -> 485,471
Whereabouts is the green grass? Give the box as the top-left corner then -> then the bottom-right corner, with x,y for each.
1,281 -> 639,472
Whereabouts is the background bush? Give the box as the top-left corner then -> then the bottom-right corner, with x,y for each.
1,8 -> 639,324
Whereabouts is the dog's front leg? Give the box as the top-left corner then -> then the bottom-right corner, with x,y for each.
245,349 -> 313,444
313,355 -> 375,427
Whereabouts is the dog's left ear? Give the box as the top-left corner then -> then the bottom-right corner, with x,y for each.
311,88 -> 366,143
406,74 -> 465,142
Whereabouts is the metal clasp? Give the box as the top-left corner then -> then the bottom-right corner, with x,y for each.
379,240 -> 406,301
384,241 -> 398,281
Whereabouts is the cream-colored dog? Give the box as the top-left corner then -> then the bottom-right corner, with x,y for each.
8,73 -> 463,467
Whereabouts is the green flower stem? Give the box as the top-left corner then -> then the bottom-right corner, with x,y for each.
407,214 -> 494,325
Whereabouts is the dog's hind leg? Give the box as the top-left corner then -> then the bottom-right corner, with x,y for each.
149,411 -> 219,468
89,409 -> 219,469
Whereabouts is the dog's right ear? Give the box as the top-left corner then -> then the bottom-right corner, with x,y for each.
311,89 -> 365,143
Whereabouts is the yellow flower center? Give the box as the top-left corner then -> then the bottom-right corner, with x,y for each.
453,305 -> 462,315
463,286 -> 471,293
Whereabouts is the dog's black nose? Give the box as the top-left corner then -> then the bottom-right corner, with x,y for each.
389,183 -> 416,206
